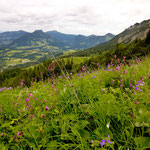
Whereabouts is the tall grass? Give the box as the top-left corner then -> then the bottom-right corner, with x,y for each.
0,56 -> 150,149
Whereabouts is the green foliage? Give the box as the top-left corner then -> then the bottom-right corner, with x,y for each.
0,55 -> 150,149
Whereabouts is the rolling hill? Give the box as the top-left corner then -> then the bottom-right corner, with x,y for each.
0,30 -> 28,45
0,30 -> 114,50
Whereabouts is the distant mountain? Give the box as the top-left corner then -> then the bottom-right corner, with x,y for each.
0,30 -> 28,45
46,30 -> 76,43
46,31 -> 115,50
90,19 -> 150,51
9,30 -> 64,48
71,19 -> 150,56
7,30 -> 114,50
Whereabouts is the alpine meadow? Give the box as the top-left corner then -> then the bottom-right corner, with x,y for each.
0,0 -> 150,149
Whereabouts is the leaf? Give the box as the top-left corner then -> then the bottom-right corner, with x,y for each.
135,137 -> 150,149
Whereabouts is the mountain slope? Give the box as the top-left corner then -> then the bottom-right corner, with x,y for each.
91,19 -> 150,50
9,30 -> 64,48
71,19 -> 150,56
0,30 -> 28,45
46,31 -> 115,50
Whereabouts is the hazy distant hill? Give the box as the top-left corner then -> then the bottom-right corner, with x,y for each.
71,19 -> 150,56
0,30 -> 28,45
9,30 -> 64,48
7,30 -> 114,50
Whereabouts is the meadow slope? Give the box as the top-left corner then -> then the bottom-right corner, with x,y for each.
0,56 -> 150,149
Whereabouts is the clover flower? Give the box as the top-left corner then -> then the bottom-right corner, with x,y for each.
45,106 -> 49,111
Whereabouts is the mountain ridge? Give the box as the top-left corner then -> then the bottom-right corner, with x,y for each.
0,30 -> 115,50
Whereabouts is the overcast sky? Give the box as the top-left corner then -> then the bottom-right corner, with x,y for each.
0,0 -> 150,35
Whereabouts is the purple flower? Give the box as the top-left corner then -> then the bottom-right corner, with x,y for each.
91,140 -> 93,143
102,88 -> 105,92
100,140 -> 105,147
107,139 -> 111,144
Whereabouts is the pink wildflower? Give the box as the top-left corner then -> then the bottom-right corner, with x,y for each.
17,132 -> 21,137
25,98 -> 30,103
45,106 -> 49,111
124,70 -> 127,74
41,114 -> 45,119
116,66 -> 120,71
82,65 -> 86,72
134,100 -> 139,104
1,133 -> 4,136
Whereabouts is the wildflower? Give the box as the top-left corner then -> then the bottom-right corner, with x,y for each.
134,100 -> 139,104
1,133 -> 4,136
117,59 -> 120,63
103,68 -> 105,71
124,70 -> 127,74
17,132 -> 21,137
41,114 -> 45,119
148,74 -> 150,79
102,88 -> 105,92
54,89 -> 57,92
100,140 -> 105,147
114,55 -> 117,58
70,84 -> 74,87
48,66 -> 51,71
35,98 -> 38,100
82,65 -> 86,72
123,56 -> 125,59
107,139 -> 111,144
91,140 -> 93,143
20,79 -> 24,87
116,66 -> 120,71
25,98 -> 30,103
44,99 -> 47,102
28,93 -> 32,97
45,106 -> 49,111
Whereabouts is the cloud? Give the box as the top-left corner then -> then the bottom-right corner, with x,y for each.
0,0 -> 150,35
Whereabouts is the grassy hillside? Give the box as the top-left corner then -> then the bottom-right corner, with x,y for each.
0,55 -> 150,149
